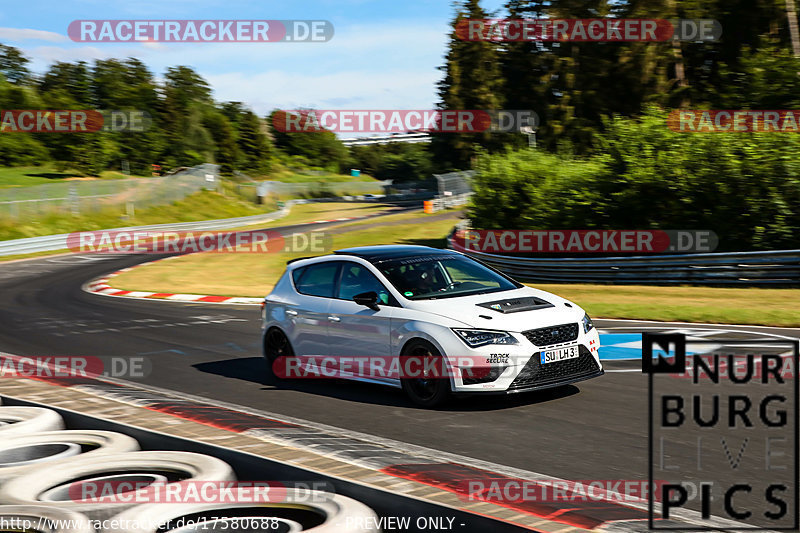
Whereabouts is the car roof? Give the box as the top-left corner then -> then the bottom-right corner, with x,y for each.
333,245 -> 461,264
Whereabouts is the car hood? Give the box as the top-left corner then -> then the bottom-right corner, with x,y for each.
402,286 -> 585,331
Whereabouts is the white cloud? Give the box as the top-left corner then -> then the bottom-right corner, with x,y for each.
206,68 -> 440,115
23,45 -> 133,67
0,27 -> 68,42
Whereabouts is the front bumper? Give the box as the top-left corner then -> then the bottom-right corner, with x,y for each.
447,324 -> 602,393
457,367 -> 605,396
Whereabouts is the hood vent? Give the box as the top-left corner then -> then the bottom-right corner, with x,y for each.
477,296 -> 554,314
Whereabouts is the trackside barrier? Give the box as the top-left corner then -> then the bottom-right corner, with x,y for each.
448,229 -> 800,285
0,396 -> 531,533
425,193 -> 472,213
0,204 -> 294,257
0,193 -> 425,257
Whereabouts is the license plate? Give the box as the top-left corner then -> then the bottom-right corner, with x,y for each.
540,345 -> 580,364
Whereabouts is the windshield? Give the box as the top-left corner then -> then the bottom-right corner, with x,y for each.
376,255 -> 520,300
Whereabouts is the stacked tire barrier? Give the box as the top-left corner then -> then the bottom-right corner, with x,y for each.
0,405 -> 380,532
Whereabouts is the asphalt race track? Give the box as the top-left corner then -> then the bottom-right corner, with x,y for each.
0,215 -> 797,524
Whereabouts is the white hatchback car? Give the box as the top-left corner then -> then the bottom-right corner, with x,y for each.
262,245 -> 603,406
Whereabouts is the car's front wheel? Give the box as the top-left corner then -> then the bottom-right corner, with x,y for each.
263,327 -> 294,380
400,339 -> 450,408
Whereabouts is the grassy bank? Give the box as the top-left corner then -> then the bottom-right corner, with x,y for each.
0,166 -> 144,187
0,189 -> 273,242
265,169 -> 376,183
110,210 -> 461,297
0,201 -> 390,262
536,284 -> 799,328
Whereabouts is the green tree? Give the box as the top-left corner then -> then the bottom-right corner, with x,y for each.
469,108 -> 800,251
0,76 -> 48,166
349,143 -> 433,182
236,110 -> 272,175
433,0 -> 507,170
39,61 -> 92,105
203,109 -> 239,175
91,58 -> 165,174
713,42 -> 800,108
269,110 -> 348,172
0,44 -> 30,85
160,66 -> 215,168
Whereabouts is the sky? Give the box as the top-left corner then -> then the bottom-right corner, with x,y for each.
0,0 -> 507,116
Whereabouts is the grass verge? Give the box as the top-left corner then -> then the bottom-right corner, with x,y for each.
0,189 -> 278,242
239,202 -> 389,230
0,165 -> 143,187
0,202 -> 393,262
111,210 -> 461,297
109,212 -> 800,327
264,169 -> 376,183
535,284 -> 800,328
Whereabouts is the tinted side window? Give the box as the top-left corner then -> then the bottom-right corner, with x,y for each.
291,267 -> 305,286
294,262 -> 340,298
337,263 -> 391,304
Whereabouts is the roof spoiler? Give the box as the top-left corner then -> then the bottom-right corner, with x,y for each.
286,257 -> 313,265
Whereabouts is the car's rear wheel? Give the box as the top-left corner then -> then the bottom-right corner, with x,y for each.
263,328 -> 294,380
400,340 -> 450,408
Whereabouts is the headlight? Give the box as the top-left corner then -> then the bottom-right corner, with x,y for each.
453,329 -> 519,348
582,313 -> 594,333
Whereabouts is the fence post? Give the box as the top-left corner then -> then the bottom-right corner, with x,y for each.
69,184 -> 79,216
11,190 -> 18,220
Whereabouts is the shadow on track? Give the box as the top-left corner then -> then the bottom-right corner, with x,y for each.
193,356 -> 581,412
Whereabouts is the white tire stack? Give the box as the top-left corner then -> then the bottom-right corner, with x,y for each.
0,404 -> 382,532
0,451 -> 236,520
0,407 -> 64,436
0,431 -> 140,483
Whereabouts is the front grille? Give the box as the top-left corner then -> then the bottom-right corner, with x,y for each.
522,323 -> 579,347
508,345 -> 600,391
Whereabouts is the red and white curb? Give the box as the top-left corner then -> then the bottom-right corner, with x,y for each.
81,213 -> 380,305
84,259 -> 263,305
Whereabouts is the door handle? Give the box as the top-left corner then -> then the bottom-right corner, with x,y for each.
327,316 -> 341,322
285,309 -> 298,316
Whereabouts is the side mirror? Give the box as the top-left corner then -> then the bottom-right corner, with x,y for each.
353,291 -> 380,311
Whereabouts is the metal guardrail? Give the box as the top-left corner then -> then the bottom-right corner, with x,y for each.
448,231 -> 800,285
256,180 -> 390,197
433,170 -> 474,197
0,203 -> 294,257
427,192 -> 472,212
341,132 -> 432,146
